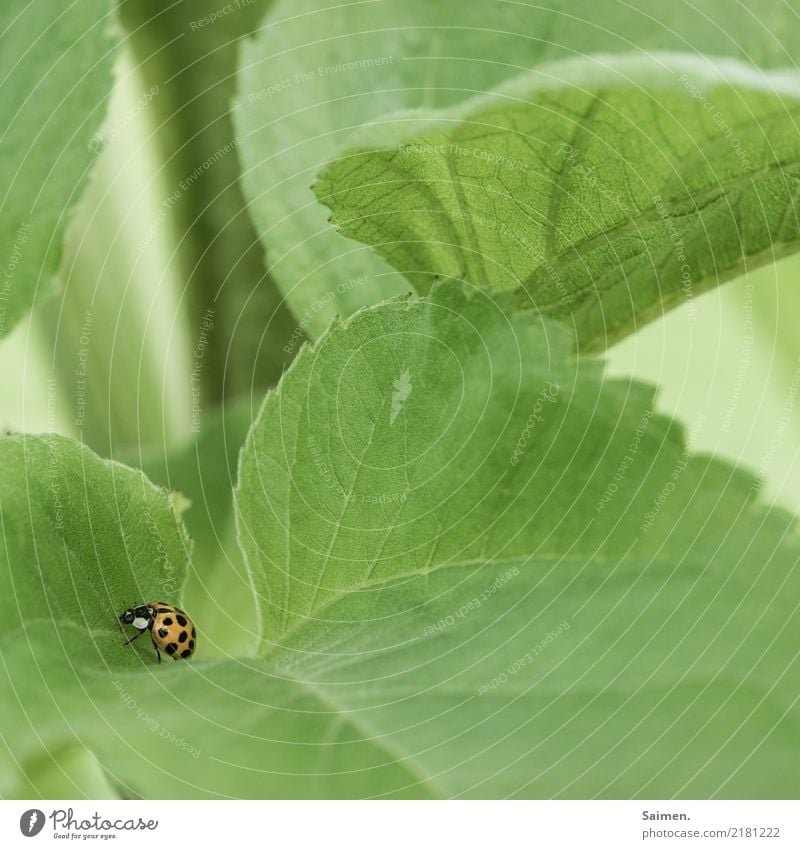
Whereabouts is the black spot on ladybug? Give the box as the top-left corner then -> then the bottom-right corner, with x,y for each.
178,630 -> 188,643
192,627 -> 196,638
180,649 -> 192,658
176,614 -> 187,627
189,640 -> 195,650
165,643 -> 178,654
162,617 -> 173,626
158,627 -> 169,638
157,608 -> 171,614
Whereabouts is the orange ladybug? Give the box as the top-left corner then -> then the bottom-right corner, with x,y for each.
119,601 -> 196,663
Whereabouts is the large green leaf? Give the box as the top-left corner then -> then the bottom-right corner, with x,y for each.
235,0 -> 800,338
228,284 -> 795,797
0,0 -> 116,339
315,54 -> 800,349
0,434 -> 190,646
3,286 -> 799,798
0,433 -> 191,798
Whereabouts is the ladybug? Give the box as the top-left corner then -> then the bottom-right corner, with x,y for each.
119,601 -> 196,663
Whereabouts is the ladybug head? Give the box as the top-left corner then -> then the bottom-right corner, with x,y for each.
119,608 -> 136,625
119,605 -> 152,626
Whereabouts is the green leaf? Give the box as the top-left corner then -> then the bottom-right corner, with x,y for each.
315,54 -> 800,349
0,434 -> 190,641
229,283 -> 797,796
235,0 -> 800,338
0,0 -> 117,339
0,433 -> 191,797
234,0 -> 571,339
3,287 -> 799,798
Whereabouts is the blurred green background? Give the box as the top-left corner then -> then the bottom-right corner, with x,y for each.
5,47 -> 798,504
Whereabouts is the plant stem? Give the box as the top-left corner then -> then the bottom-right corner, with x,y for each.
117,0 -> 302,402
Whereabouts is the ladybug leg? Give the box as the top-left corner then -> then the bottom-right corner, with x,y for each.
123,629 -> 145,647
151,635 -> 161,664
